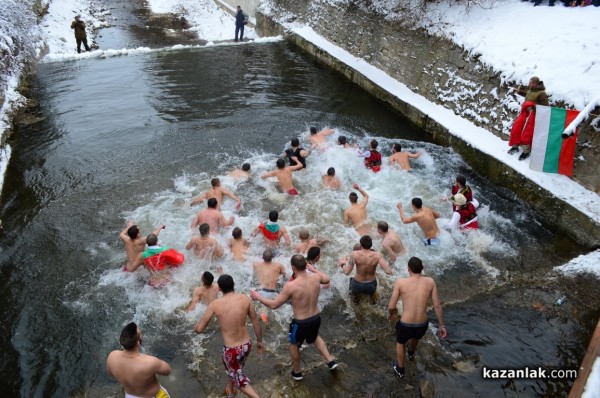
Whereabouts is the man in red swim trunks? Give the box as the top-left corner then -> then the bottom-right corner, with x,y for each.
261,157 -> 303,195
195,274 -> 263,398
250,210 -> 291,248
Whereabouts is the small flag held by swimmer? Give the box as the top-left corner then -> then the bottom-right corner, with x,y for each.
529,105 -> 580,177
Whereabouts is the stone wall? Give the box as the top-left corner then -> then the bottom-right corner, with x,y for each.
255,3 -> 600,248
255,0 -> 600,193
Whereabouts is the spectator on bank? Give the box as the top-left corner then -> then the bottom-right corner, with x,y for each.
507,76 -> 549,161
70,15 -> 90,53
234,6 -> 248,42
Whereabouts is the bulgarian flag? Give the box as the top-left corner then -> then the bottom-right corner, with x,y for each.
529,105 -> 580,176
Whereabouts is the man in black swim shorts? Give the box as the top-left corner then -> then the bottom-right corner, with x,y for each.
387,257 -> 447,379
250,254 -> 338,381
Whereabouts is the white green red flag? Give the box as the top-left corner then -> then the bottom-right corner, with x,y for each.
529,105 -> 580,176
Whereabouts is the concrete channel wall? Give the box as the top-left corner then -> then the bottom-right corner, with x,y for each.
253,9 -> 600,249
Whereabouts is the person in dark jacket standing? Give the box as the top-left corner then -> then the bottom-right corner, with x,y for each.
234,6 -> 248,42
71,15 -> 90,53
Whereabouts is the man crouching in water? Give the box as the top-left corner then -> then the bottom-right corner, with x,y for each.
387,257 -> 447,380
195,275 -> 263,398
106,322 -> 172,398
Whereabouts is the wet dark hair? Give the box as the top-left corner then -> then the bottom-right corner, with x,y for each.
408,257 -> 424,273
242,163 -> 250,172
307,246 -> 320,261
276,158 -> 285,169
146,233 -> 158,246
290,254 -> 307,271
127,225 -> 139,240
207,198 -> 218,208
120,322 -> 140,350
232,227 -> 242,239
310,127 -> 317,135
359,235 -> 373,250
218,274 -> 234,293
456,175 -> 467,187
370,139 -> 378,150
262,248 -> 273,262
338,136 -> 347,145
349,192 -> 358,203
268,210 -> 279,222
291,138 -> 300,147
211,178 -> 220,187
393,143 -> 402,152
299,229 -> 310,240
377,221 -> 389,233
202,271 -> 214,285
199,223 -> 210,236
411,197 -> 423,209
327,167 -> 335,176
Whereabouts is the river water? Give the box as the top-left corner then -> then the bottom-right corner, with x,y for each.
0,5 -> 597,398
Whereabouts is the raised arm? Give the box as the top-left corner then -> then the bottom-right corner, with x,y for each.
151,224 -> 166,236
356,185 -> 369,208
397,203 -> 416,224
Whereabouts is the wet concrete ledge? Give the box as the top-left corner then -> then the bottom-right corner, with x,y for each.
255,12 -> 600,250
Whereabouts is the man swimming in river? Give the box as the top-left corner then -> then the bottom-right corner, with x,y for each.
228,227 -> 250,262
185,223 -> 224,260
389,143 -> 421,171
186,271 -> 219,311
128,233 -> 185,287
191,198 -> 234,233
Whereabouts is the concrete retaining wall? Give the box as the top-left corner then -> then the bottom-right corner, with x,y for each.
255,11 -> 600,249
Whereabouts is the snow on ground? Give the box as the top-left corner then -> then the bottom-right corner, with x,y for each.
583,356 -> 600,398
555,249 -> 600,277
145,0 -> 257,42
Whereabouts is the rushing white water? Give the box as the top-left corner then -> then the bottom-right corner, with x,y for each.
90,127 -> 515,371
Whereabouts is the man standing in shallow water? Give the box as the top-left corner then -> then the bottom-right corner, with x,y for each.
106,322 -> 172,398
250,254 -> 338,381
387,257 -> 447,379
195,275 -> 263,398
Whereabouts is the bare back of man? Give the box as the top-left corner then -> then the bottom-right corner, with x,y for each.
186,236 -> 224,259
253,259 -> 286,290
191,208 -> 233,232
390,152 -> 420,171
378,224 -> 407,262
187,284 -> 219,310
106,324 -> 171,398
190,179 -> 241,210
397,202 -> 440,240
309,127 -> 335,149
344,184 -> 370,235
262,157 -> 303,195
322,175 -> 341,189
229,238 -> 249,262
350,249 -> 391,282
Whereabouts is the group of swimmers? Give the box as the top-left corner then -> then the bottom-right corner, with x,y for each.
109,127 -> 484,397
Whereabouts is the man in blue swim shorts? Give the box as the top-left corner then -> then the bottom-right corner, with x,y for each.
387,257 -> 447,380
397,198 -> 441,246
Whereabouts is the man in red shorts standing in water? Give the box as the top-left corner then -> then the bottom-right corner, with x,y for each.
195,274 -> 263,398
